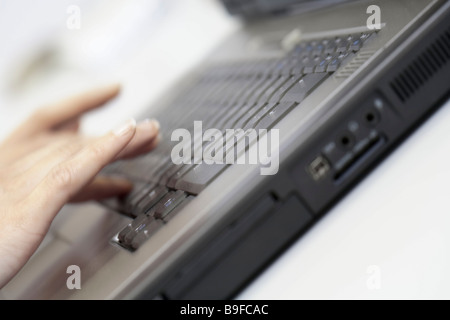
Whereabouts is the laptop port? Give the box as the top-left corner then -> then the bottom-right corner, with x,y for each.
337,131 -> 355,150
334,131 -> 385,183
363,107 -> 380,126
307,155 -> 330,181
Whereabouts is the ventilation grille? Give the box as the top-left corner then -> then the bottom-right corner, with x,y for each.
390,27 -> 450,102
335,49 -> 376,79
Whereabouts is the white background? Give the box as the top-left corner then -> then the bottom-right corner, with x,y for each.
1,0 -> 449,299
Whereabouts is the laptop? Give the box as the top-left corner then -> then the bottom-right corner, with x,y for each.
2,0 -> 449,299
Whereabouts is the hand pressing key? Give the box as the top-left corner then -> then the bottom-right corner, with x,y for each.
0,84 -> 160,288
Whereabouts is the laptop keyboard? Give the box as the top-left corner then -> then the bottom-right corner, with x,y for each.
103,32 -> 375,250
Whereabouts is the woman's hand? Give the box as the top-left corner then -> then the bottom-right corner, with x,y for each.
0,84 -> 160,288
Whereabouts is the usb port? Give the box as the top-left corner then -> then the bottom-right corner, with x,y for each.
307,155 -> 330,181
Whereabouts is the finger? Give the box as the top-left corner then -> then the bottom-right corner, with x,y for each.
41,83 -> 121,130
115,119 -> 160,160
14,84 -> 120,139
52,117 -> 81,133
10,118 -> 158,190
27,119 -> 137,223
70,176 -> 133,203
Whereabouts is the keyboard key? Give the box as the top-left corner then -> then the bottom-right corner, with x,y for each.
271,59 -> 289,75
162,196 -> 195,222
291,66 -> 303,75
237,76 -> 269,104
323,39 -> 336,55
229,101 -> 265,130
133,185 -> 168,216
314,58 -> 330,73
218,102 -> 253,129
312,43 -> 325,56
247,76 -> 280,105
125,182 -> 158,215
301,56 -> 317,74
114,158 -> 148,181
159,164 -> 184,186
243,101 -> 278,130
291,43 -> 305,57
175,163 -> 228,195
350,38 -> 362,51
360,32 -> 373,42
254,101 -> 298,130
224,128 -> 259,163
166,164 -> 195,189
117,213 -> 150,244
269,75 -> 304,103
280,59 -> 299,76
100,161 -> 122,175
280,73 -> 329,103
129,218 -> 164,250
336,39 -> 349,53
304,43 -> 315,55
259,76 -> 290,103
153,190 -> 187,219
100,181 -> 154,216
326,58 -> 341,72
144,160 -> 174,183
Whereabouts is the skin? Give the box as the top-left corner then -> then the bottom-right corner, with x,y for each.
0,84 -> 160,288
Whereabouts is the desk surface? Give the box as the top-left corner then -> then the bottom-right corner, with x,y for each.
1,0 -> 449,299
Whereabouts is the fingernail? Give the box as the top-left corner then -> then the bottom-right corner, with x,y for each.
139,118 -> 160,132
103,83 -> 121,92
156,133 -> 162,144
152,119 -> 160,131
113,118 -> 136,136
95,83 -> 121,97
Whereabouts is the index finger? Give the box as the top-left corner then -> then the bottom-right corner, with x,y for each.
17,84 -> 121,138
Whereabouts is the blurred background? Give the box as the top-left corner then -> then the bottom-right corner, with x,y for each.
0,0 -> 239,138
